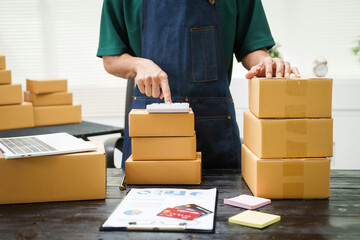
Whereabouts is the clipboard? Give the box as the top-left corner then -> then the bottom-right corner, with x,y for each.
99,188 -> 218,233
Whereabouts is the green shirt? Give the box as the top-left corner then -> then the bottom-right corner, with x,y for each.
97,0 -> 275,81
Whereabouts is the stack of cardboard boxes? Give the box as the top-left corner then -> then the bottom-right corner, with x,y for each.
24,79 -> 81,126
242,77 -> 333,199
125,108 -> 201,184
0,55 -> 34,130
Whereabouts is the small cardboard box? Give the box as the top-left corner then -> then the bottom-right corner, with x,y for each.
241,144 -> 330,199
34,105 -> 81,126
129,109 -> 195,137
0,102 -> 34,130
0,70 -> 11,84
249,77 -> 332,118
26,79 -> 67,94
243,111 -> 333,158
125,152 -> 202,185
0,56 -> 5,70
132,135 -> 196,160
0,141 -> 106,205
0,84 -> 22,105
24,91 -> 73,106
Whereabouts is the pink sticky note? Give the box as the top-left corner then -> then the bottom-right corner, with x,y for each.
224,194 -> 271,210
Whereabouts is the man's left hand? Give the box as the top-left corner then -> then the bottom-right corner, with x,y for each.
245,56 -> 300,79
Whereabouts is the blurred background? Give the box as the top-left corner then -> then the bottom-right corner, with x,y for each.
0,0 -> 359,169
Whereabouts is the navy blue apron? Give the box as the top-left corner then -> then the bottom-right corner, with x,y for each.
122,0 -> 241,169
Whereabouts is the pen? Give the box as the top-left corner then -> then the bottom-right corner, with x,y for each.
127,222 -> 186,231
119,174 -> 126,191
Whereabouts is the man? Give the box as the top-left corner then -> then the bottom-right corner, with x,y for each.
97,0 -> 300,169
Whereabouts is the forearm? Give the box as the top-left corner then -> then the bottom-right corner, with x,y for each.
241,48 -> 269,70
102,53 -> 141,79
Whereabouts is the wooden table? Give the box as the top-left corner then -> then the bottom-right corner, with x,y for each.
0,169 -> 359,239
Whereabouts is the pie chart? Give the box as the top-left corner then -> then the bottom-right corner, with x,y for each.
123,210 -> 142,215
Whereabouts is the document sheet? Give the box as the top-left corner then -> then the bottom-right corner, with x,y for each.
102,188 -> 217,232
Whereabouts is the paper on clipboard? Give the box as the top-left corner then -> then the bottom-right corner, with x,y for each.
100,188 -> 217,232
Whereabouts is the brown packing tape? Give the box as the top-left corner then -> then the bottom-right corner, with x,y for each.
286,120 -> 307,156
286,79 -> 307,96
285,79 -> 308,117
286,141 -> 307,156
282,160 -> 305,198
283,160 -> 304,176
286,120 -> 307,134
283,183 -> 304,198
285,105 -> 306,117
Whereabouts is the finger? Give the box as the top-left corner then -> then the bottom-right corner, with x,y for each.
245,65 -> 261,79
144,77 -> 152,97
159,91 -> 164,99
151,79 -> 161,98
274,58 -> 285,77
159,72 -> 171,103
136,79 -> 145,94
284,61 -> 291,78
291,66 -> 301,77
264,57 -> 273,78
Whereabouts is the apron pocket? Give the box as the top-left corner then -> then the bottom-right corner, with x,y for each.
195,115 -> 235,169
190,26 -> 218,82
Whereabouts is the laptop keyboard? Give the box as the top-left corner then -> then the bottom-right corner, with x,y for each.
0,137 -> 57,155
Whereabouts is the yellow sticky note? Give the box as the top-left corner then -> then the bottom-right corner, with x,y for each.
229,210 -> 280,229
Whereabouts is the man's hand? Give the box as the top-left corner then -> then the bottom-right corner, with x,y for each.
134,59 -> 172,103
245,57 -> 300,79
103,54 -> 172,103
242,48 -> 300,79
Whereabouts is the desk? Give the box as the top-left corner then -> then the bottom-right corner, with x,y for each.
0,169 -> 359,239
0,121 -> 122,140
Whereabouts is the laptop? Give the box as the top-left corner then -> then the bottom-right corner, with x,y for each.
0,132 -> 98,159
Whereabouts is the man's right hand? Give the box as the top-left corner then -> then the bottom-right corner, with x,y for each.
103,54 -> 172,103
134,58 -> 172,103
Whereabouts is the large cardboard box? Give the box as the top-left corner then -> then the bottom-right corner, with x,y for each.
241,144 -> 330,199
132,135 -> 196,160
24,91 -> 73,106
129,109 -> 195,137
0,102 -> 34,130
249,77 -> 332,118
0,70 -> 11,84
0,84 -> 22,105
125,152 -> 202,185
34,105 -> 81,126
0,141 -> 106,205
26,79 -> 67,94
243,111 -> 333,158
0,56 -> 5,70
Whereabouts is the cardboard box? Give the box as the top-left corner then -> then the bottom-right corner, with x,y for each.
0,56 -> 5,70
129,109 -> 195,137
0,84 -> 22,105
125,152 -> 202,185
243,111 -> 333,158
26,79 -> 67,94
24,91 -> 73,106
241,144 -> 330,199
132,135 -> 196,160
249,77 -> 332,118
0,141 -> 106,205
0,102 -> 34,130
34,105 -> 81,126
0,70 -> 11,84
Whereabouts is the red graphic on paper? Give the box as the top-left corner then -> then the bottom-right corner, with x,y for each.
157,207 -> 202,220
